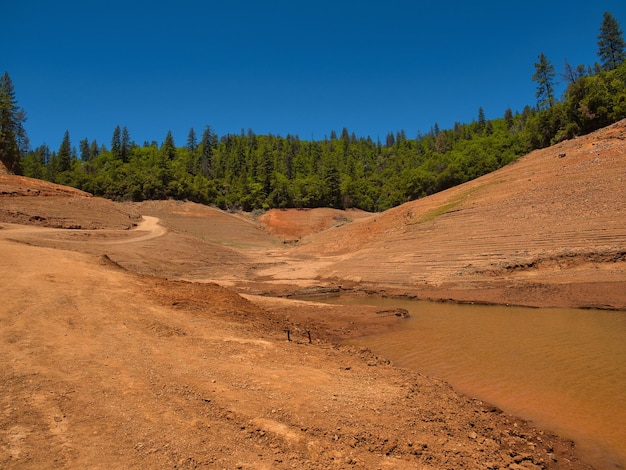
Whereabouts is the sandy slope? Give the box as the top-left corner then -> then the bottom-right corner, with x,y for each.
3,121 -> 625,468
256,120 -> 626,309
0,221 -> 591,469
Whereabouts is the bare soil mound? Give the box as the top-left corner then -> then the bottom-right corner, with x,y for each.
0,173 -> 141,229
256,208 -> 371,240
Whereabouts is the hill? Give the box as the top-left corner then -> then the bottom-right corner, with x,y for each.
261,119 -> 626,309
2,121 -> 625,468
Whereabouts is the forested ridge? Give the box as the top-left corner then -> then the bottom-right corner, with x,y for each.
4,12 -> 626,212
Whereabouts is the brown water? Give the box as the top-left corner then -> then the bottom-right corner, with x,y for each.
322,296 -> 626,469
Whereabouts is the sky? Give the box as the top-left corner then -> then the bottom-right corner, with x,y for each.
4,1 -> 626,150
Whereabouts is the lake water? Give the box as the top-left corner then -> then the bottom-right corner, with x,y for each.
316,296 -> 626,469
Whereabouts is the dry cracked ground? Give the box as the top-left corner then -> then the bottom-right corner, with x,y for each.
1,120 -> 625,469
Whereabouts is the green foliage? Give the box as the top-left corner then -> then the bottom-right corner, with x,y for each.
533,53 -> 557,110
55,130 -> 72,174
0,71 -> 27,174
598,12 -> 626,71
111,125 -> 121,160
560,61 -> 626,137
21,117 -> 531,211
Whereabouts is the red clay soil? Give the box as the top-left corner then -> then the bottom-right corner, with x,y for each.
2,120 -> 625,469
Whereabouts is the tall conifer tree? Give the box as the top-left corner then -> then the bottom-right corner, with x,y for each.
477,107 -> 487,133
597,12 -> 626,71
79,138 -> 91,161
121,126 -> 130,162
0,71 -> 28,174
186,128 -> 198,153
57,130 -> 72,172
161,130 -> 177,160
532,53 -> 556,110
111,125 -> 122,159
89,140 -> 100,158
200,125 -> 216,177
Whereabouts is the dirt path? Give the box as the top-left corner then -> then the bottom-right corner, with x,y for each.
0,215 -> 165,244
105,215 -> 166,243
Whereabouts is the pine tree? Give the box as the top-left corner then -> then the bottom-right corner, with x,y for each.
35,144 -> 51,167
57,130 -> 72,172
79,138 -> 91,161
0,71 -> 28,174
186,127 -> 198,153
161,130 -> 177,160
385,132 -> 395,147
477,107 -> 486,133
395,130 -> 406,145
597,12 -> 626,71
504,108 -> 514,130
111,125 -> 122,159
200,125 -> 216,177
121,126 -> 130,162
532,53 -> 556,109
89,140 -> 100,158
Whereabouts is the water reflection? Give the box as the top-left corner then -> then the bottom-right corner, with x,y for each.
319,296 -> 626,469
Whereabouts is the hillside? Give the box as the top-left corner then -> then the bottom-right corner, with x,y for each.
257,119 -> 626,309
2,121 -> 625,468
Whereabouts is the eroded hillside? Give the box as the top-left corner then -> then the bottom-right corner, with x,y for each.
3,123 -> 625,468
257,119 -> 626,309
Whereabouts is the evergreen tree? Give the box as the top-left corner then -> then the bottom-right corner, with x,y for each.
22,144 -> 48,179
385,132 -> 395,147
161,130 -> 177,160
0,71 -> 28,174
79,138 -> 91,161
200,125 -> 216,177
186,127 -> 197,153
532,53 -> 556,109
57,130 -> 72,172
396,130 -> 406,144
597,12 -> 626,71
89,139 -> 100,158
111,125 -> 122,159
477,107 -> 486,133
121,126 -> 130,162
36,144 -> 51,167
504,108 -> 514,130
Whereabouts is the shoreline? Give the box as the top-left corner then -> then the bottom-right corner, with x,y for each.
0,242 -> 597,467
282,291 -> 624,470
240,290 -> 604,468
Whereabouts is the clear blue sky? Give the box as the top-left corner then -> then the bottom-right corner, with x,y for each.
4,1 -> 626,150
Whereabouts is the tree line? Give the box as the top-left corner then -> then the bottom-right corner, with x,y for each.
3,12 -> 626,212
